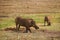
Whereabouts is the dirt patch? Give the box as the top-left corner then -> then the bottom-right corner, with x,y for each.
39,29 -> 60,34
1,27 -> 60,34
0,27 -> 60,40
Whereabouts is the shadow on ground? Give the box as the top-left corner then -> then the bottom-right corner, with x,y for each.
1,27 -> 60,34
0,27 -> 60,40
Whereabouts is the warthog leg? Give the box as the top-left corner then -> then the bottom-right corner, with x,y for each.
16,23 -> 20,31
24,27 -> 31,33
16,23 -> 18,31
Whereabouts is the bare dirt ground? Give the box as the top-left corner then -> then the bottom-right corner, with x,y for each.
0,27 -> 60,40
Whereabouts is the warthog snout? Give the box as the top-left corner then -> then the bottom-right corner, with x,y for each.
34,25 -> 39,30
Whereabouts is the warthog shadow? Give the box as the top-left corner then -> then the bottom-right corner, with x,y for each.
4,27 -> 25,32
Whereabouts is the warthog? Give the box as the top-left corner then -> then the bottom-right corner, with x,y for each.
44,16 -> 51,26
15,17 -> 39,33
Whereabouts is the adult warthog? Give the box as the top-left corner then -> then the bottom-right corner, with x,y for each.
15,17 -> 39,33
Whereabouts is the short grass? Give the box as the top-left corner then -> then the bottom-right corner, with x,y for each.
0,18 -> 15,28
0,13 -> 60,31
